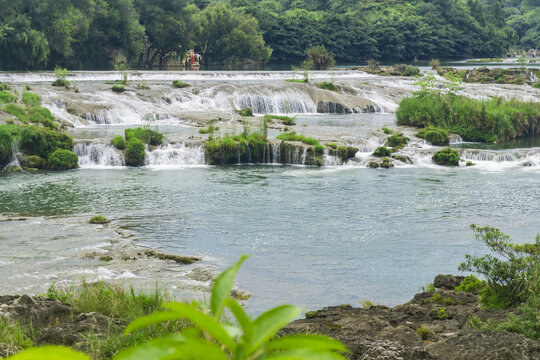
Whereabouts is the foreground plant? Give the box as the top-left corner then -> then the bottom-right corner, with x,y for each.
9,256 -> 347,359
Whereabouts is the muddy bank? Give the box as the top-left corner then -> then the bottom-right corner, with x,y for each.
284,275 -> 539,360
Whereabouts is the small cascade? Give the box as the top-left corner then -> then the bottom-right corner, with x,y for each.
300,148 -> 307,165
3,139 -> 22,172
145,144 -> 205,168
246,145 -> 252,164
449,135 -> 464,144
271,143 -> 281,164
461,150 -> 518,162
323,149 -> 340,166
74,143 -> 125,167
235,93 -> 316,114
529,72 -> 538,83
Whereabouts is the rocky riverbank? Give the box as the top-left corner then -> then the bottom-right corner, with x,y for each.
1,275 -> 538,359
284,275 -> 540,360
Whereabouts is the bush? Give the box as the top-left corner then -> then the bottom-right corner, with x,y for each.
47,149 -> 79,170
276,132 -> 320,146
112,85 -> 125,93
382,127 -> 393,135
437,307 -> 448,320
0,90 -> 16,104
416,326 -> 430,340
172,80 -> 189,88
317,81 -> 337,91
397,94 -> 540,143
0,82 -> 11,91
403,65 -> 420,76
429,59 -> 440,69
125,138 -> 146,166
51,79 -> 70,87
303,45 -> 335,70
89,215 -> 108,224
125,127 -> 164,146
0,126 -> 13,166
373,146 -> 392,157
237,108 -> 253,117
19,126 -> 73,159
386,134 -> 409,148
111,135 -> 126,150
455,275 -> 486,294
417,127 -> 449,145
432,148 -> 460,166
53,66 -> 70,88
22,92 -> 40,107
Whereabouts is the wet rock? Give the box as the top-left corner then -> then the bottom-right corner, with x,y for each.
434,274 -> 465,290
0,295 -> 71,329
3,165 -> 22,173
284,275 -> 540,360
317,101 -> 353,114
142,250 -> 200,264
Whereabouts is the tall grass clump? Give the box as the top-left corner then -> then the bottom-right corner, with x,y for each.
263,114 -> 296,126
276,131 -> 320,146
397,94 -> 540,143
0,90 -> 16,104
124,127 -> 164,146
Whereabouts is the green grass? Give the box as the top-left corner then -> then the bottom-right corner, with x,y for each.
89,215 -> 108,224
386,133 -> 409,148
397,94 -> 540,143
372,146 -> 391,157
432,147 -> 460,166
276,131 -> 320,146
0,90 -> 16,104
417,127 -> 449,145
382,127 -> 393,135
199,125 -> 219,134
284,79 -> 308,83
325,143 -> 337,149
317,81 -> 337,91
263,114 -> 296,125
47,149 -> 79,170
172,80 -> 189,88
22,92 -> 40,107
237,108 -> 254,117
0,318 -> 34,356
111,135 -> 126,150
111,85 -> 125,93
0,82 -> 11,91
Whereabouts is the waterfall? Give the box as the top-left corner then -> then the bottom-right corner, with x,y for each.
74,143 -> 125,168
246,145 -> 252,164
300,148 -> 307,165
3,139 -> 22,172
529,72 -> 537,83
272,143 -> 281,164
323,149 -> 340,166
449,135 -> 464,144
145,144 -> 205,168
461,150 -> 518,162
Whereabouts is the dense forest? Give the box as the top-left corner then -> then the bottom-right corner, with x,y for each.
0,0 -> 538,69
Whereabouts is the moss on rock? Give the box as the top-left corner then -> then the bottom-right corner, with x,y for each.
433,148 -> 460,166
125,138 -> 146,166
47,149 -> 79,170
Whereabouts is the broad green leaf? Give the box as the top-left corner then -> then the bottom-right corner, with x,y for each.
264,349 -> 346,360
175,338 -> 229,360
265,334 -> 348,353
226,298 -> 253,342
113,335 -> 186,360
9,346 -> 91,360
125,312 -> 183,334
166,302 -> 235,350
250,305 -> 301,353
223,324 -> 242,339
211,255 -> 249,319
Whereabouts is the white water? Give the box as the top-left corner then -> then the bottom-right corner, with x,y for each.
145,144 -> 206,168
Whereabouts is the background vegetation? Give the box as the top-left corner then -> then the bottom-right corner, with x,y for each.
1,0 -> 538,69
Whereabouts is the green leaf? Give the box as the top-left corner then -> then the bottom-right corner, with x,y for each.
175,338 -> 229,360
9,346 -> 91,360
226,299 -> 253,342
211,255 -> 249,319
166,302 -> 235,350
124,312 -> 183,334
113,335 -> 186,360
250,305 -> 302,353
265,334 -> 348,353
223,324 -> 242,339
264,349 -> 347,360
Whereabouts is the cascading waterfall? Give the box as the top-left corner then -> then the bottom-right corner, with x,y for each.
145,144 -> 205,168
3,139 -> 22,172
74,143 -> 125,167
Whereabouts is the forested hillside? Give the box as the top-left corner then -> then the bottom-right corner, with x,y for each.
0,0 -> 538,69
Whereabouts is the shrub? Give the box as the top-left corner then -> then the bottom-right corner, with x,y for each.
0,126 -> 13,166
466,161 -> 475,166
89,215 -> 108,224
373,146 -> 392,157
360,300 -> 374,309
199,125 -> 219,134
125,127 -> 164,146
22,92 -> 40,107
0,82 -> 11,91
20,155 -> 44,169
112,85 -> 125,93
416,326 -> 430,340
0,90 -> 16,104
403,65 -> 420,76
317,81 -> 337,91
455,275 -> 486,294
432,148 -> 460,166
52,66 -> 70,87
172,80 -> 189,88
237,108 -> 253,117
112,135 -> 126,150
437,307 -> 448,320
47,149 -> 79,170
417,127 -> 449,145
303,45 -> 335,70
386,134 -> 409,148
459,225 -> 540,309
19,126 -> 73,159
125,138 -> 146,166
429,59 -> 440,69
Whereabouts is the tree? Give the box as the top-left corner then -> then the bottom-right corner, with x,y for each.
0,15 -> 49,69
135,0 -> 194,68
193,3 -> 271,64
303,45 -> 335,70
